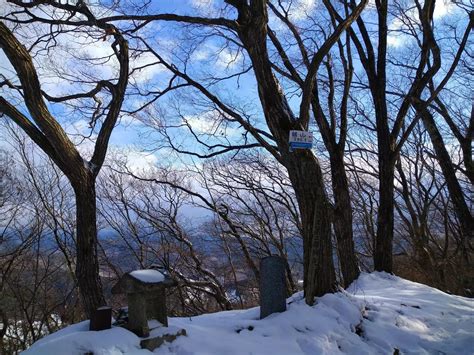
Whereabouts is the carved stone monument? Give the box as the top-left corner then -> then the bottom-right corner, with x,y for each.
111,269 -> 177,337
259,256 -> 287,319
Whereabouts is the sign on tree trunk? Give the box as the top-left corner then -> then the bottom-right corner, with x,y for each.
289,131 -> 313,151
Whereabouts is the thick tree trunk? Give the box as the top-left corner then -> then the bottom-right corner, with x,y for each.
374,155 -> 395,272
419,107 -> 473,259
72,171 -> 105,316
260,146 -> 337,300
233,1 -> 337,303
285,152 -> 337,304
372,76 -> 395,273
330,151 -> 360,286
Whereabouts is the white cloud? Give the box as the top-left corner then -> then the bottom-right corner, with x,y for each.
433,0 -> 456,19
291,0 -> 317,20
189,0 -> 220,16
185,111 -> 221,134
387,33 -> 404,48
190,43 -> 243,71
122,150 -> 158,172
216,48 -> 243,69
129,51 -> 167,84
105,147 -> 158,173
185,110 -> 240,137
192,47 -> 213,61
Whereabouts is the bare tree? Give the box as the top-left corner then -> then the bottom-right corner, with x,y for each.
0,135 -> 79,352
340,0 -> 472,272
198,153 -> 301,293
0,1 -> 129,315
97,0 -> 368,303
394,126 -> 473,295
414,104 -> 473,259
265,0 -> 361,287
97,167 -> 234,312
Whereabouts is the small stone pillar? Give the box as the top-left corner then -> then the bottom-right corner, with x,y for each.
127,293 -> 150,336
89,306 -> 112,331
259,256 -> 287,319
111,269 -> 177,337
146,289 -> 168,326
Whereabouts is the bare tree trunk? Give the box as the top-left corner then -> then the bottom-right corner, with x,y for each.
374,154 -> 395,272
0,3 -> 129,318
418,106 -> 473,260
117,0 -> 365,304
231,2 -> 338,303
461,105 -> 474,185
330,151 -> 360,286
346,0 -> 445,274
285,154 -> 337,303
432,97 -> 474,186
72,172 -> 105,315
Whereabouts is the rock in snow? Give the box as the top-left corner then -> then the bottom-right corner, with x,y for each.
23,272 -> 474,354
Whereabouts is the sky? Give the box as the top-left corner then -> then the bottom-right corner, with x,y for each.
0,0 -> 467,173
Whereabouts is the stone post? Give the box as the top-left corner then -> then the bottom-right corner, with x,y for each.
259,255 -> 287,319
127,293 -> 149,337
89,306 -> 112,331
110,269 -> 179,339
146,289 -> 168,326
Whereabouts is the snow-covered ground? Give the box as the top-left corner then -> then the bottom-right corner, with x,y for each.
23,272 -> 474,354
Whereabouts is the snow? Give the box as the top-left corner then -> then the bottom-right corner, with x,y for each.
21,321 -> 142,355
23,272 -> 474,355
130,269 -> 165,283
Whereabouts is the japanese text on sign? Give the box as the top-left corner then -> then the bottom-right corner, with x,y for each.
289,130 -> 313,151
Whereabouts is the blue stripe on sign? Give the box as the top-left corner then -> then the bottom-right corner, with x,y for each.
290,142 -> 312,149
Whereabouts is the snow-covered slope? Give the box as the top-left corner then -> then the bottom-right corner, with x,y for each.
23,272 -> 474,354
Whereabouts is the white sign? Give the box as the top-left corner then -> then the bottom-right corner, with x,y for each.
289,130 -> 313,151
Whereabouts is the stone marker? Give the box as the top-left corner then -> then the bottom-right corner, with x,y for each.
89,306 -> 112,331
259,255 -> 287,319
111,269 -> 177,337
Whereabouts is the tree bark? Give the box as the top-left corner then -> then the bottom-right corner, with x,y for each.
330,151 -> 360,286
72,171 -> 106,314
284,152 -> 337,303
0,6 -> 129,317
434,99 -> 474,186
374,155 -> 395,272
233,3 -> 337,302
310,56 -> 360,288
417,106 -> 473,259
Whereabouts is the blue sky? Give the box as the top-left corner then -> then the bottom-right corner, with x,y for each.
0,0 -> 468,170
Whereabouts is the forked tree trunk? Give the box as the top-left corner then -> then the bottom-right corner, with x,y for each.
330,151 -> 360,286
72,171 -> 105,316
0,9 -> 129,318
233,2 -> 338,303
